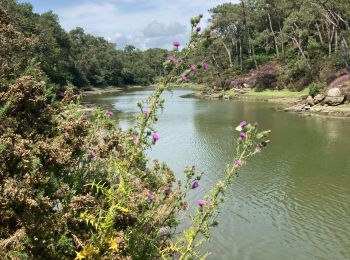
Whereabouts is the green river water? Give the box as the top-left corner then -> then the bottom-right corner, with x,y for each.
84,88 -> 350,260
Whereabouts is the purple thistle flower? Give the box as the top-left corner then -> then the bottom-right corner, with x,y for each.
88,151 -> 96,159
239,132 -> 246,139
173,41 -> 181,47
240,121 -> 248,127
167,55 -> 175,62
190,65 -> 197,72
147,192 -> 154,201
192,181 -> 199,189
235,160 -> 243,168
180,76 -> 188,81
202,63 -> 208,70
196,26 -> 201,32
152,132 -> 159,142
159,226 -> 170,234
106,111 -> 113,116
132,134 -> 138,143
197,199 -> 206,207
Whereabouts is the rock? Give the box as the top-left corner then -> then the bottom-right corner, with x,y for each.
304,105 -> 311,110
223,95 -> 231,100
324,96 -> 345,106
306,96 -> 315,106
326,87 -> 342,97
243,83 -> 250,88
314,94 -> 325,103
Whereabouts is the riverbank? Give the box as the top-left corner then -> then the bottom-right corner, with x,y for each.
183,88 -> 307,104
82,86 -> 146,96
184,88 -> 350,118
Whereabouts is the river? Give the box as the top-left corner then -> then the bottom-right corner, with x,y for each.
84,88 -> 350,260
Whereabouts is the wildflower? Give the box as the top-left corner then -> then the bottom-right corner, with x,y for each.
190,65 -> 197,72
255,146 -> 262,153
132,134 -> 138,143
196,26 -> 201,32
173,41 -> 180,48
152,132 -> 159,142
144,110 -> 149,115
240,121 -> 248,127
167,55 -> 175,62
239,132 -> 246,139
180,76 -> 188,81
197,199 -> 206,207
132,178 -> 140,185
88,151 -> 96,158
235,160 -> 243,168
159,226 -> 170,234
147,192 -> 154,201
106,111 -> 113,116
202,63 -> 208,70
192,181 -> 199,189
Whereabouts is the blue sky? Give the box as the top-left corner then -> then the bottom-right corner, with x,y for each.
17,0 -> 236,50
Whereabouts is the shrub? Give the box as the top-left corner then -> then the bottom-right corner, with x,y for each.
309,83 -> 325,97
254,73 -> 277,92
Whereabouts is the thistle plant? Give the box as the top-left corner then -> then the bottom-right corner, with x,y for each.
75,15 -> 271,260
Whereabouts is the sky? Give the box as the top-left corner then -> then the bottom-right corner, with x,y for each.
17,0 -> 236,50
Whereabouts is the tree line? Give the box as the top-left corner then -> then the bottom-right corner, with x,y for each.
1,0 -> 167,89
190,0 -> 350,91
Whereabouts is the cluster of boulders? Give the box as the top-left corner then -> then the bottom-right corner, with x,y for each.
306,87 -> 349,107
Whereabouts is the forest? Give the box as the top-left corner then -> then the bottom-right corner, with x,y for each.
1,0 -> 167,89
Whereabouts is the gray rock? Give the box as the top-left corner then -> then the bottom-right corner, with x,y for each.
324,96 -> 345,106
306,96 -> 315,106
314,94 -> 325,103
326,88 -> 342,97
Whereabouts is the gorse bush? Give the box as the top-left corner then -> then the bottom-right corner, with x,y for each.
0,7 -> 271,259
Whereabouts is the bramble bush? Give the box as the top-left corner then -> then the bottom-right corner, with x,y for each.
0,8 -> 271,259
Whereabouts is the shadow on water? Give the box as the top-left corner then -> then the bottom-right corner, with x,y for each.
84,88 -> 350,260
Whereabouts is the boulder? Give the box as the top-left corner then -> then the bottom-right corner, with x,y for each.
324,96 -> 345,106
306,96 -> 315,106
314,94 -> 325,103
326,87 -> 342,97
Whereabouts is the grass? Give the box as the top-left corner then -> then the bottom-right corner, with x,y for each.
241,88 -> 309,99
164,83 -> 209,90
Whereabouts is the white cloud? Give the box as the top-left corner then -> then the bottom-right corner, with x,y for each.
55,0 -> 237,50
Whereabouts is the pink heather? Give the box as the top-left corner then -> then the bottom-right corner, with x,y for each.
106,111 -> 113,116
202,63 -> 208,70
190,65 -> 197,72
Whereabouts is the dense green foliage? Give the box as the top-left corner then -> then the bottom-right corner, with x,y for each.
0,0 -> 167,89
189,0 -> 350,91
